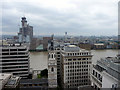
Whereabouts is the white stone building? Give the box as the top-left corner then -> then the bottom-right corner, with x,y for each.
48,39 -> 57,88
60,45 -> 93,88
48,50 -> 57,88
91,57 -> 120,90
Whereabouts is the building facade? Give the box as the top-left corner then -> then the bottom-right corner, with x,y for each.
91,57 -> 120,89
60,45 -> 93,88
0,44 -> 30,79
48,39 -> 57,88
93,43 -> 106,50
54,45 -> 63,87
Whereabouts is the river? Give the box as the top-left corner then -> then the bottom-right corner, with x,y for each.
30,50 -> 119,70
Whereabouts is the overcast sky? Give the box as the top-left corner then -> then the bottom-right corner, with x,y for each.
1,0 -> 119,36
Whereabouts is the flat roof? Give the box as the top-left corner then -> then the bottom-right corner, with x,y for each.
0,73 -> 12,81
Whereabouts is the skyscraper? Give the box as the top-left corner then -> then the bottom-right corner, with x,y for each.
18,17 -> 33,43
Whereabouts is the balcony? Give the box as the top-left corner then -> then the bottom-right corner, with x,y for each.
0,57 -> 29,61
0,54 -> 29,57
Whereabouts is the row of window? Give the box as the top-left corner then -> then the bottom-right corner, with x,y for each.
67,76 -> 88,79
67,79 -> 88,83
2,53 -> 27,55
66,72 -> 89,76
2,69 -> 28,72
2,49 -> 27,51
92,70 -> 102,82
66,65 -> 90,68
67,83 -> 89,88
1,56 -> 29,58
1,66 -> 28,69
1,59 -> 28,62
66,69 -> 89,72
67,58 -> 90,61
66,61 -> 91,65
1,62 -> 29,65
67,52 -> 90,56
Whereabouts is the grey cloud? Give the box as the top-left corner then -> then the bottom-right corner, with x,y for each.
1,0 -> 118,36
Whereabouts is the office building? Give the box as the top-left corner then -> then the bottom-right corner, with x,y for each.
60,45 -> 93,88
0,44 -> 30,79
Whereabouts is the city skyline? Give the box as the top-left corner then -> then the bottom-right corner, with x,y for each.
1,0 -> 119,36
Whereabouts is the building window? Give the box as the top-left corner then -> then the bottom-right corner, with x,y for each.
51,67 -> 54,72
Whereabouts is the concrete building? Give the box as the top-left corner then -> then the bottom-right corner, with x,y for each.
0,73 -> 21,90
18,17 -> 33,43
91,57 -> 120,89
60,45 -> 93,88
0,44 -> 30,79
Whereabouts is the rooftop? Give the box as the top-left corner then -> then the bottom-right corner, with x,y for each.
5,76 -> 21,88
0,73 -> 21,88
63,45 -> 89,52
96,56 -> 120,80
0,73 -> 11,82
63,45 -> 80,52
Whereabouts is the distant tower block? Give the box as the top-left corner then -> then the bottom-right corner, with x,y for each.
65,32 -> 67,42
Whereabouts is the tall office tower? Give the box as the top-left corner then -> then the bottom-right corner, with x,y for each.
18,17 -> 33,43
91,56 -> 120,89
48,39 -> 57,88
60,45 -> 93,88
0,44 -> 30,79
